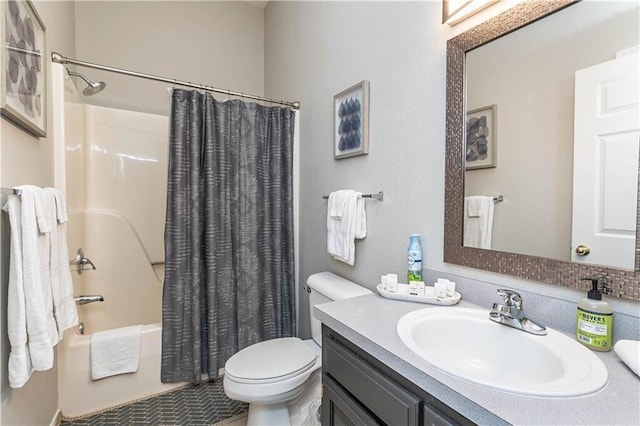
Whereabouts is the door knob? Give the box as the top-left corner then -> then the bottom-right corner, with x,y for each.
575,244 -> 591,256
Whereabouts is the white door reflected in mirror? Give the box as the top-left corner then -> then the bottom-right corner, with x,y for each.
571,51 -> 639,271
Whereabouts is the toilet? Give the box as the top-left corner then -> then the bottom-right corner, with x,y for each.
223,272 -> 372,425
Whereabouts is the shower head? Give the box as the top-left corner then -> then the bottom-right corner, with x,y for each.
67,69 -> 106,96
83,80 -> 107,96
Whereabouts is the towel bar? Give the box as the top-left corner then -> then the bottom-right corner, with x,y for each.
0,187 -> 21,196
322,191 -> 384,201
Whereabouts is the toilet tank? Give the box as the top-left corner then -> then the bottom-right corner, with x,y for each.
306,272 -> 372,346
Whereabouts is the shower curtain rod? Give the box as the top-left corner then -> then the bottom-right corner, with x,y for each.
51,52 -> 301,110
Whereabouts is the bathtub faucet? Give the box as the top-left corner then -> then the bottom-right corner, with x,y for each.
74,295 -> 105,305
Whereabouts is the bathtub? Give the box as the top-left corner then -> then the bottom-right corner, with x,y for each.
58,212 -> 183,419
58,92 -> 176,418
58,323 -> 184,418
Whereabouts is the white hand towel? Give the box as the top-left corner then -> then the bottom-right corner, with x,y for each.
3,196 -> 34,388
45,188 -> 78,340
354,195 -> 367,240
329,191 -> 349,219
48,187 -> 68,223
91,325 -> 143,380
327,190 -> 367,265
463,196 -> 494,249
614,340 -> 640,377
14,185 -> 56,371
467,196 -> 482,217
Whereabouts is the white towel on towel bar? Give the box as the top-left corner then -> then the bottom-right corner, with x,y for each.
14,185 -> 57,372
3,195 -> 34,388
91,325 -> 143,380
467,196 -> 483,217
463,196 -> 494,249
327,190 -> 366,265
45,188 -> 78,340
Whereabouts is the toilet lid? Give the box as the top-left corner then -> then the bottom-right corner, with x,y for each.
225,337 -> 317,383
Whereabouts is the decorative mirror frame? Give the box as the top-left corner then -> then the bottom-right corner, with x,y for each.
444,0 -> 640,301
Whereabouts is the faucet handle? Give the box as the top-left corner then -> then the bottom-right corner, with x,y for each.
72,248 -> 98,275
497,289 -> 522,309
81,256 -> 97,270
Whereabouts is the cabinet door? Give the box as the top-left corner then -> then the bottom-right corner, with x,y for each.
424,405 -> 457,426
324,332 -> 421,425
323,376 -> 380,426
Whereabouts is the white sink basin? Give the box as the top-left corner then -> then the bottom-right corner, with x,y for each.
397,307 -> 608,397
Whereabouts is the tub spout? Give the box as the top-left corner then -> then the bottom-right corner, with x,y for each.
74,295 -> 105,305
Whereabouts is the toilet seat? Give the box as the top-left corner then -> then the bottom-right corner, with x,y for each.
222,273 -> 371,426
225,337 -> 317,384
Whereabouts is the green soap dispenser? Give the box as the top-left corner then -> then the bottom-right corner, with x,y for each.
576,277 -> 613,352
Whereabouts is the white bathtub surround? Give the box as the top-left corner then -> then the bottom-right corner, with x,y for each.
91,325 -> 143,380
57,98 -> 179,416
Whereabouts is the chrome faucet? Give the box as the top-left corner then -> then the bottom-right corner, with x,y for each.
74,295 -> 105,305
489,289 -> 546,335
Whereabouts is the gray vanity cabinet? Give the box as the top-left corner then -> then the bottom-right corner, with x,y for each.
322,325 -> 472,426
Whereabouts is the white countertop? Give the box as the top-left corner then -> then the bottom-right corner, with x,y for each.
315,293 -> 640,425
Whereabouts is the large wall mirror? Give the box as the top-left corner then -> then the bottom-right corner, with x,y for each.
444,0 -> 640,301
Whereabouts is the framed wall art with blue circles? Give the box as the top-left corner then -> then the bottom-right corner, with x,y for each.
334,80 -> 369,159
465,104 -> 496,170
1,0 -> 47,137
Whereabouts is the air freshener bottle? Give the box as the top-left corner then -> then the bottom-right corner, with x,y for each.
576,277 -> 613,352
407,234 -> 423,283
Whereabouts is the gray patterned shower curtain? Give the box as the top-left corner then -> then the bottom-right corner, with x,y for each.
161,89 -> 296,383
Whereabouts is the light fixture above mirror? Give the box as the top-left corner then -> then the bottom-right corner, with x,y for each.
444,0 -> 640,301
442,0 -> 500,26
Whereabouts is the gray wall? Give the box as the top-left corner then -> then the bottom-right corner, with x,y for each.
1,1 -> 76,424
264,1 -> 639,338
74,1 -> 265,116
265,1 -> 450,337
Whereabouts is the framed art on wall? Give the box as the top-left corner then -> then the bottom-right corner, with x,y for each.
1,0 -> 47,137
466,105 -> 496,169
334,80 -> 369,159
